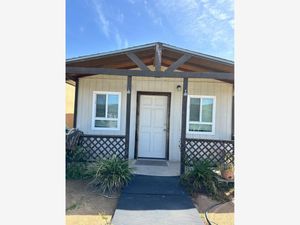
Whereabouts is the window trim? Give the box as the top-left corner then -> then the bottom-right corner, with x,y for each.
186,95 -> 216,135
91,91 -> 121,130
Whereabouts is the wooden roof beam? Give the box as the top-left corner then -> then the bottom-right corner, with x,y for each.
162,57 -> 230,72
154,43 -> 162,71
165,54 -> 192,72
126,52 -> 150,71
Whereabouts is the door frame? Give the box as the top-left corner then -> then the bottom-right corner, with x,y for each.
134,91 -> 171,160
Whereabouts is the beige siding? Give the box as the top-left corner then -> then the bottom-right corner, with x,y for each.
187,79 -> 233,140
77,75 -> 233,161
76,76 -> 127,135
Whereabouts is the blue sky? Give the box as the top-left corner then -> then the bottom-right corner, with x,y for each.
66,0 -> 234,60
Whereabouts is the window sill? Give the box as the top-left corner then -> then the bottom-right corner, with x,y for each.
91,127 -> 120,131
187,131 -> 215,135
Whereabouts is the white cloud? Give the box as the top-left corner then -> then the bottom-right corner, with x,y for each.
143,0 -> 163,26
115,32 -> 122,48
208,8 -> 229,20
116,13 -> 124,24
88,0 -> 233,57
91,0 -> 110,37
154,0 -> 234,58
114,31 -> 129,49
89,0 -> 128,49
229,19 -> 234,29
124,39 -> 129,48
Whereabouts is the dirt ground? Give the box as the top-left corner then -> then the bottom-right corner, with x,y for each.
66,179 -> 118,225
192,194 -> 234,225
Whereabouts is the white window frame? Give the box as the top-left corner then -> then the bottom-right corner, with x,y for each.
186,95 -> 216,135
92,91 -> 121,130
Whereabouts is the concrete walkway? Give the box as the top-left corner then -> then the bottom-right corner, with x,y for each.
112,175 -> 204,225
130,160 -> 180,176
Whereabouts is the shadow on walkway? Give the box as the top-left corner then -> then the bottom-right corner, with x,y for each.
112,175 -> 204,225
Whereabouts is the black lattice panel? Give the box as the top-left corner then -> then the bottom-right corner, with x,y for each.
79,135 -> 126,161
184,139 -> 234,166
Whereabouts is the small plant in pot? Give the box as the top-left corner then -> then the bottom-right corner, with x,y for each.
219,162 -> 234,180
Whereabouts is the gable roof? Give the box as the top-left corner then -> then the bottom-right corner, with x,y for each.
66,42 -> 233,72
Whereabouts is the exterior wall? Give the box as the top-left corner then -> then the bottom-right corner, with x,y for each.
76,76 -> 127,135
76,74 -> 233,161
186,79 -> 233,140
66,83 -> 75,128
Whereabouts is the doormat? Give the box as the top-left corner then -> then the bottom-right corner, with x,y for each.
135,160 -> 168,166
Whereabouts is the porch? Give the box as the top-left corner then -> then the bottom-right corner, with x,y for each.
130,159 -> 180,176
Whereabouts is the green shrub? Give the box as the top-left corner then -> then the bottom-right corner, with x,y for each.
66,162 -> 88,179
88,157 -> 133,194
66,146 -> 93,180
66,146 -> 86,162
180,160 -> 231,201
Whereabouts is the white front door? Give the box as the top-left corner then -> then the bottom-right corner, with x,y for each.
138,95 -> 168,159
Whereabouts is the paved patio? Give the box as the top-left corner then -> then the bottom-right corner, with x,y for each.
112,174 -> 204,225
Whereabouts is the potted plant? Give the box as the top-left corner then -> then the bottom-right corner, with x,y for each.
219,162 -> 234,180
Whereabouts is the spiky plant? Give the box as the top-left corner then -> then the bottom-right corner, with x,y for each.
180,160 -> 230,200
88,157 -> 133,194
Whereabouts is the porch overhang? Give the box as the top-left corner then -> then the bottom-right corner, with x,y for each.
66,42 -> 234,84
66,66 -> 234,82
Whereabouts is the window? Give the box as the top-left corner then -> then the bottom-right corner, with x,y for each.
187,95 -> 215,134
92,92 -> 121,130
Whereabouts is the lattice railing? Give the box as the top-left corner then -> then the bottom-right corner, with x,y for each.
184,138 -> 234,166
67,135 -> 127,162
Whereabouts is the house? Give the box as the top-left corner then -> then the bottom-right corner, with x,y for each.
66,42 -> 234,174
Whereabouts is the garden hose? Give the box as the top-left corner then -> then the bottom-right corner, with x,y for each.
205,201 -> 230,225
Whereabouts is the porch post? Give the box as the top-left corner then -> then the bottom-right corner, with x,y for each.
180,77 -> 188,174
73,78 -> 79,128
125,76 -> 132,159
